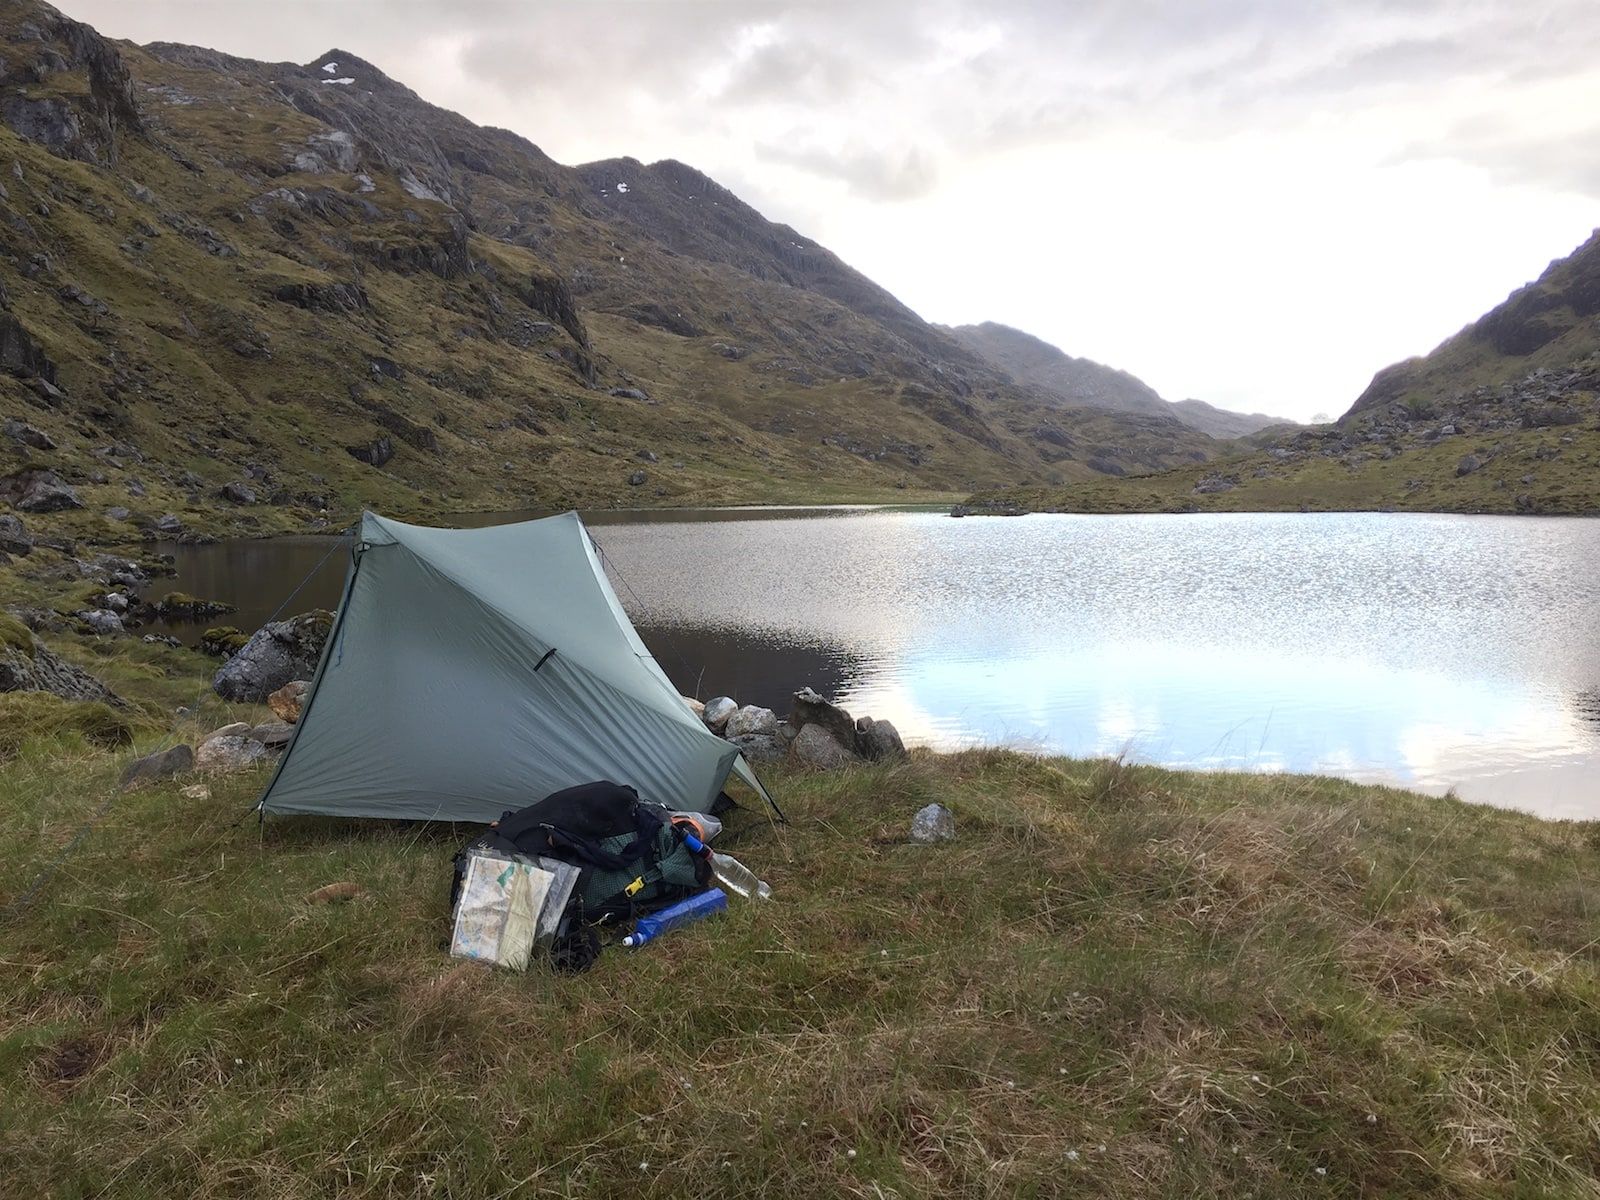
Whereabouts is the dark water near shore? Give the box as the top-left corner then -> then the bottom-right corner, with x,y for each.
158,508 -> 1600,820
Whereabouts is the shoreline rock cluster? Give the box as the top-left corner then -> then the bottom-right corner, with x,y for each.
691,685 -> 907,769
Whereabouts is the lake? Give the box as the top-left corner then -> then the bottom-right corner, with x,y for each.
158,508 -> 1600,820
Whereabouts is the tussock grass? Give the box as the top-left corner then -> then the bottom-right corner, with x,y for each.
2,738 -> 1598,1197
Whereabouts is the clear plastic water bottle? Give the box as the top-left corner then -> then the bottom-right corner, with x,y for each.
621,888 -> 728,947
680,833 -> 773,902
708,851 -> 772,901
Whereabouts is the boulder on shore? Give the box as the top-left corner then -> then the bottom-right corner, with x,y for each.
856,715 -> 908,762
724,704 -> 778,739
789,686 -> 860,749
269,679 -> 309,723
212,612 -> 331,702
728,731 -> 786,764
791,723 -> 858,770
701,696 -> 737,732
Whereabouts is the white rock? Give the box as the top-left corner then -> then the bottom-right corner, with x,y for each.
909,803 -> 956,843
701,696 -> 738,731
723,704 -> 778,739
196,735 -> 269,772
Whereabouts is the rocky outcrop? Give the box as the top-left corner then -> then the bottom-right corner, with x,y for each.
0,4 -> 142,164
0,623 -> 123,707
702,686 -> 908,770
346,436 -> 395,468
0,469 -> 81,512
0,315 -> 58,382
212,611 -> 332,702
0,514 -> 32,557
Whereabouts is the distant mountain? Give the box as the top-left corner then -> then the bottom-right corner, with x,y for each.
964,233 -> 1600,517
1168,398 -> 1288,440
945,322 -> 1282,439
0,1 -> 1221,541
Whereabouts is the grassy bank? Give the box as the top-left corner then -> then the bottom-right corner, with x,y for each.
3,716 -> 1598,1197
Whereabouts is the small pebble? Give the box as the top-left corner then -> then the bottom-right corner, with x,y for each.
846,1149 -> 857,1159
1065,1150 -> 1079,1162
233,1058 -> 243,1065
1315,1167 -> 1327,1176
638,1162 -> 649,1172
1366,1113 -> 1377,1124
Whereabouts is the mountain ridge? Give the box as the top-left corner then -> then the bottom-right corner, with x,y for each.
945,320 -> 1284,439
0,1 -> 1219,544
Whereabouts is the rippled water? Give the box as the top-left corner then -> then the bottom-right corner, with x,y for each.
160,509 -> 1600,819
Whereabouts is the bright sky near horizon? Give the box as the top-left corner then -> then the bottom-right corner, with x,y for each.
66,0 -> 1600,422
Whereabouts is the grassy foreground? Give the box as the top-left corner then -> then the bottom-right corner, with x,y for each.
3,725 -> 1599,1198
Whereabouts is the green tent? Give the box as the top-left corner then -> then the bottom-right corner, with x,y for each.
257,511 -> 780,822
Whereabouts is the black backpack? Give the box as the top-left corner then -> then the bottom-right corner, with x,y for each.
450,781 -> 710,925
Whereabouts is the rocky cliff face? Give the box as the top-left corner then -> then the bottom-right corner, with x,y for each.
945,322 -> 1283,439
0,1 -> 1220,537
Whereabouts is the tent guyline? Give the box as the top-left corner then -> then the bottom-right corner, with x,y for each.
257,510 -> 783,824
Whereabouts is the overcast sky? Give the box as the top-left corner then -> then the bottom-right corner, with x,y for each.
70,0 -> 1600,421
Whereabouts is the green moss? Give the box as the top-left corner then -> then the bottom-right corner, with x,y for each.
199,626 -> 249,656
0,692 -> 134,759
0,612 -> 35,659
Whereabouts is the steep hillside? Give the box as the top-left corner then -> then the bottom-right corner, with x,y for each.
945,321 -> 1283,438
0,1 -> 1217,548
1347,230 -> 1600,418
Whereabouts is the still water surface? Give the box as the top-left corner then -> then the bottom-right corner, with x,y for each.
160,509 -> 1600,819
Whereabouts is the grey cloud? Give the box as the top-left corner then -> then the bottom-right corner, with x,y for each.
717,39 -> 863,105
755,141 -> 940,201
1394,118 -> 1600,199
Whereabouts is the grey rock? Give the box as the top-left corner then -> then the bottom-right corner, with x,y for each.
627,470 -> 648,486
727,731 -> 785,764
701,696 -> 738,731
0,513 -> 31,556
346,436 -> 394,468
103,591 -> 129,613
790,686 -> 860,750
0,468 -> 81,512
120,743 -> 194,791
220,480 -> 257,505
790,723 -> 859,770
609,387 -> 649,401
724,704 -> 778,739
211,611 -> 331,702
0,634 -> 122,705
106,505 -> 130,522
78,608 -> 123,635
4,417 -> 55,449
1192,473 -> 1238,495
909,803 -> 956,843
636,449 -> 658,463
1439,424 -> 1456,436
195,735 -> 269,773
153,513 -> 182,535
856,715 -> 908,762
1456,453 -> 1482,477
247,720 -> 294,749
